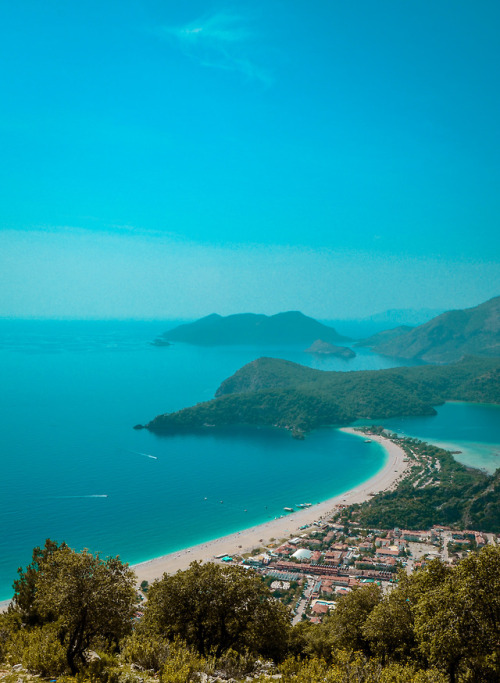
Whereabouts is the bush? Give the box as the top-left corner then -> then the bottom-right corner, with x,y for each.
122,631 -> 171,672
8,624 -> 67,676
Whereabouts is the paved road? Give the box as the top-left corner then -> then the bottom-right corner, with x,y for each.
292,577 -> 315,625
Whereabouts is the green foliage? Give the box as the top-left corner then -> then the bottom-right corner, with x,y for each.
141,561 -> 291,660
327,584 -> 382,656
147,356 -> 500,433
414,546 -> 500,682
2,543 -> 500,682
12,538 -> 68,625
157,639 -> 207,683
11,540 -> 137,675
121,631 -> 172,671
0,611 -> 21,663
269,652 -> 447,682
347,436 -> 499,531
7,624 -> 67,676
363,575 -> 417,664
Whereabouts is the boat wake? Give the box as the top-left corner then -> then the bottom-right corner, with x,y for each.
127,449 -> 158,460
50,494 -> 108,499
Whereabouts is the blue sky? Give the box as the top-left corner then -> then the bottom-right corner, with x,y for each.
1,1 -> 499,319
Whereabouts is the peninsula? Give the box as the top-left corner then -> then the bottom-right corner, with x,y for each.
141,356 -> 500,436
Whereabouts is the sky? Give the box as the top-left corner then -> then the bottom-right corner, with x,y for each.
1,1 -> 499,320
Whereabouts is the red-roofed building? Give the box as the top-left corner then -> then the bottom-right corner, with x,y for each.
376,548 -> 400,558
311,603 -> 329,615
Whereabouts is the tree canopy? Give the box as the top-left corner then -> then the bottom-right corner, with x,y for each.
11,540 -> 137,674
141,561 -> 291,660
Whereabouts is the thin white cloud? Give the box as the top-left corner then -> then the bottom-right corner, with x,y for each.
160,12 -> 272,85
1,228 -> 499,320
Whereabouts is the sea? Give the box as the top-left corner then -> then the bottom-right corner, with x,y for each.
1,319 -> 499,602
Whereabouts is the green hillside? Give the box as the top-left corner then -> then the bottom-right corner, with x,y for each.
344,428 -> 500,531
367,296 -> 500,362
144,356 -> 500,436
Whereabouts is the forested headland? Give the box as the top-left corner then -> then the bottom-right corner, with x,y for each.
143,356 -> 500,436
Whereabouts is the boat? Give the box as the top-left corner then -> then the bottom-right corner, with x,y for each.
364,439 -> 372,443
283,507 -> 294,512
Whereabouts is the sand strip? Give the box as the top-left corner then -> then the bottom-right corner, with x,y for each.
132,428 -> 410,584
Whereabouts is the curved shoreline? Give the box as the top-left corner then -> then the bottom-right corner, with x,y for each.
0,430 -> 409,610
132,429 -> 410,584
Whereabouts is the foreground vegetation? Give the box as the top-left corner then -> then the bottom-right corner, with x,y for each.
1,540 -> 499,682
144,356 -> 500,435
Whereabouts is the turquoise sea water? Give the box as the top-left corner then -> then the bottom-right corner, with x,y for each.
0,319 -> 401,602
0,320 -> 497,601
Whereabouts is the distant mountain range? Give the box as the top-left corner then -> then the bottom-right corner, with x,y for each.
161,311 -> 349,346
355,326 -> 414,348
360,308 -> 446,326
358,296 -> 500,363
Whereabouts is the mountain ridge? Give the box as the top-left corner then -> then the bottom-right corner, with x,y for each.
362,296 -> 500,362
160,311 -> 349,346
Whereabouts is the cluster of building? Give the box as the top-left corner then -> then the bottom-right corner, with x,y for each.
234,517 -> 495,624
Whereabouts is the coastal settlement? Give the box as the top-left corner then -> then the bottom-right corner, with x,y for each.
136,428 -> 499,626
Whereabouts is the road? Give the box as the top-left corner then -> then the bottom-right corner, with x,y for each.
292,577 -> 315,625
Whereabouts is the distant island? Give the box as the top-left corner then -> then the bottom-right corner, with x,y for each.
150,338 -> 172,347
140,356 -> 500,437
304,339 -> 356,359
359,296 -> 500,362
158,311 -> 349,346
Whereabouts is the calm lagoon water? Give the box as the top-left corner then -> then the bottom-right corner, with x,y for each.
0,320 -> 497,600
363,402 -> 500,474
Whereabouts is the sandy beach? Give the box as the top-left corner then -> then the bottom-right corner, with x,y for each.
132,428 -> 410,584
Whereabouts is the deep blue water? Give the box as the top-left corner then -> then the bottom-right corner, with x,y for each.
0,319 -> 497,602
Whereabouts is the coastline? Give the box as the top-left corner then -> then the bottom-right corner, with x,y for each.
132,428 -> 411,584
0,430 -> 410,611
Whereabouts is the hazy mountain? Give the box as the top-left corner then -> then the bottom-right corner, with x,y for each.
355,325 -> 414,348
362,308 -> 446,326
369,296 -> 500,362
161,311 -> 349,346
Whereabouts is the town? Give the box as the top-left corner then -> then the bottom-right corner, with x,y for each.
204,515 -> 497,625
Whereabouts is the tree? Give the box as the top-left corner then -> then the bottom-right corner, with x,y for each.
141,561 -> 291,660
327,583 -> 382,656
12,541 -> 137,674
414,546 -> 500,682
12,538 -> 68,625
363,572 -> 417,664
